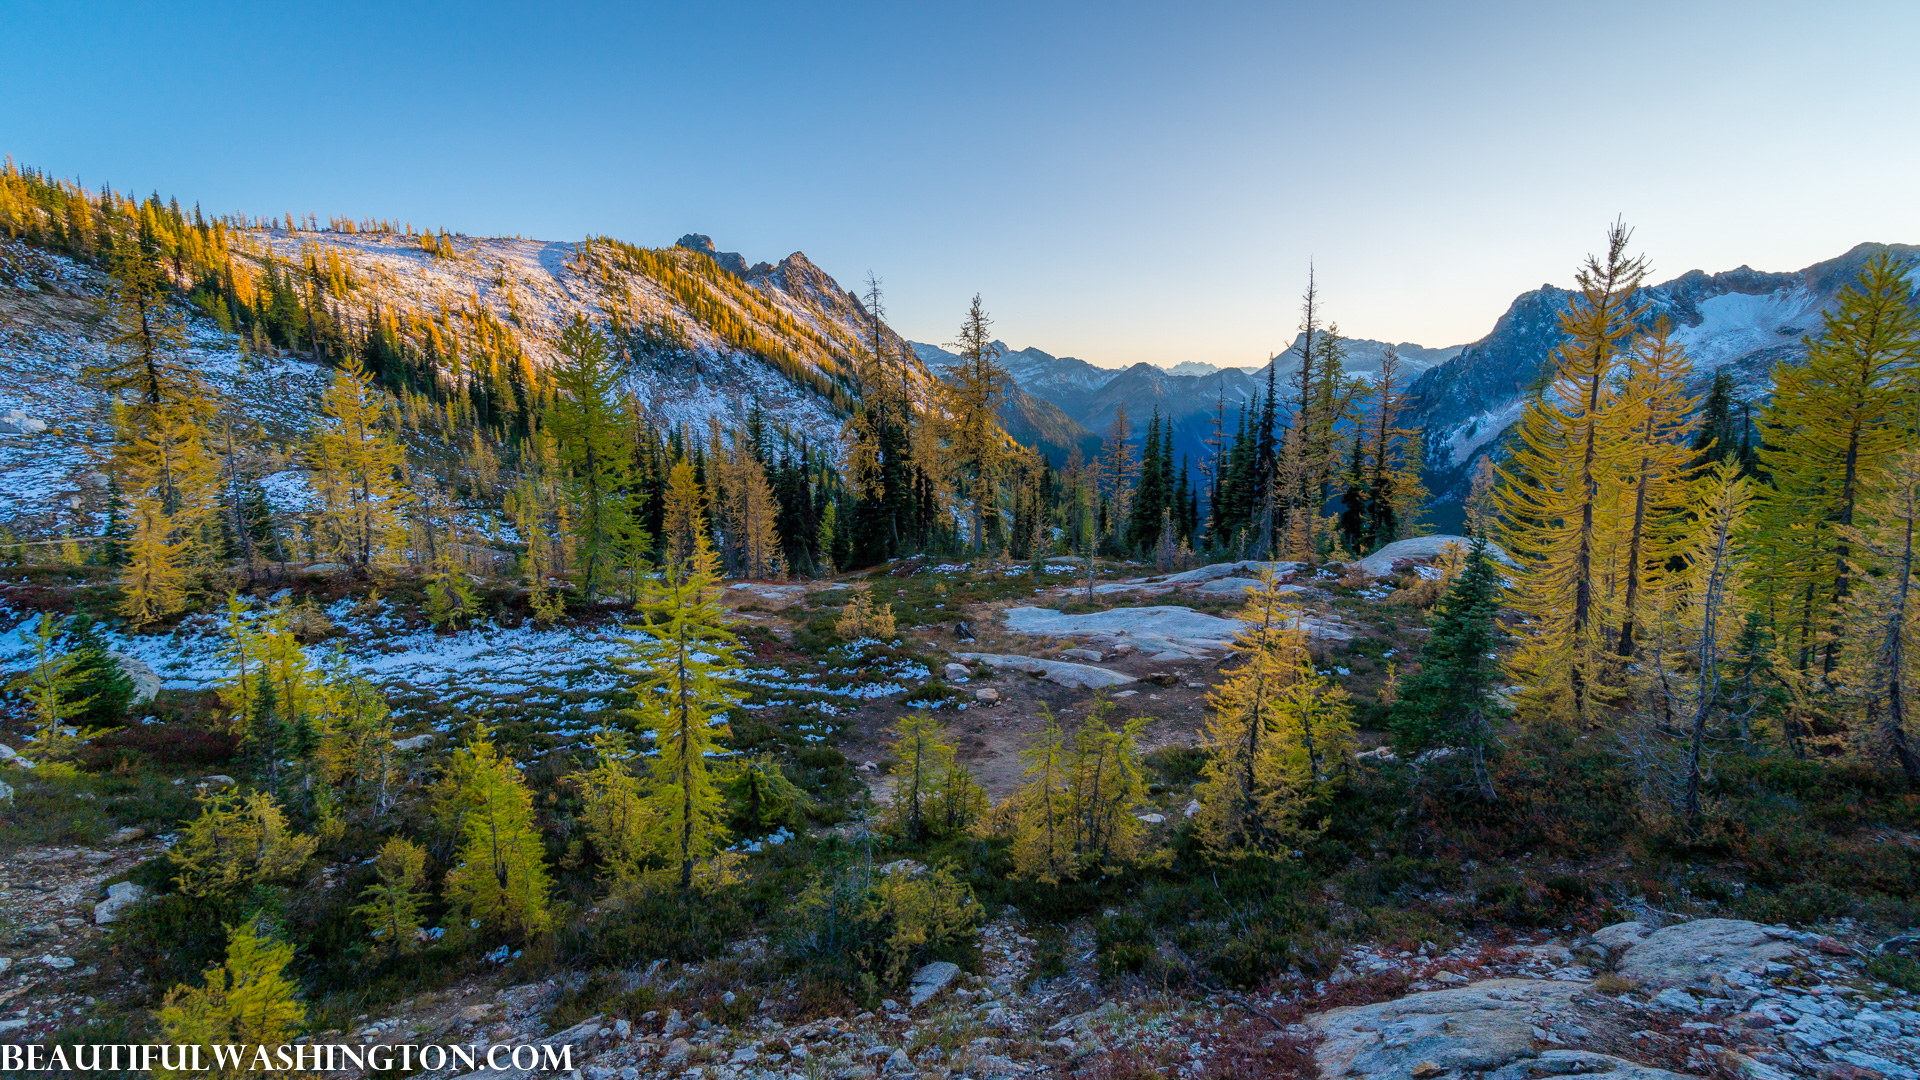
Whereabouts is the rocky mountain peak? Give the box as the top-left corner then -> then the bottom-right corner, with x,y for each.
674,233 -> 749,276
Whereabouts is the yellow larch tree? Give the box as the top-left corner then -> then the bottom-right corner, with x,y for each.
1605,321 -> 1699,657
718,436 -> 786,579
1750,252 -> 1920,681
154,920 -> 306,1080
1194,571 -> 1348,857
622,464 -> 740,888
941,295 -> 1011,551
308,355 -> 409,578
436,728 -> 553,938
1494,224 -> 1648,726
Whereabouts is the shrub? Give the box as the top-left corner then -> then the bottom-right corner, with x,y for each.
784,861 -> 982,989
1867,954 -> 1920,993
834,592 -> 895,641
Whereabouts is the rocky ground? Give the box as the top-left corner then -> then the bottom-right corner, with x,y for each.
191,914 -> 1910,1080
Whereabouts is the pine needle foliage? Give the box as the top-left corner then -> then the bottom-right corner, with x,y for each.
546,315 -> 633,599
351,837 -> 430,958
1495,224 -> 1649,726
154,919 -> 306,1080
437,729 -> 553,939
620,482 -> 739,888
1390,538 -> 1508,799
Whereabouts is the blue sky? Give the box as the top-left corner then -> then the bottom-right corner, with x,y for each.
5,1 -> 1917,367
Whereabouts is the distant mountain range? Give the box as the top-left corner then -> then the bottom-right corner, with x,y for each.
918,243 -> 1920,526
913,336 -> 1459,470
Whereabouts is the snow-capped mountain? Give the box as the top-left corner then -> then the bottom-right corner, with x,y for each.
1406,241 -> 1920,514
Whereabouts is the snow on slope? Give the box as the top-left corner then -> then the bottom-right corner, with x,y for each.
239,228 -> 863,443
0,238 -> 333,535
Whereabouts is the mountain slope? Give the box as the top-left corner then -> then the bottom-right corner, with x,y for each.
1406,242 -> 1920,510
911,341 -> 1102,463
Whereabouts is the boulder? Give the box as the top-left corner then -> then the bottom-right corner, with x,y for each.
954,653 -> 1136,690
1154,560 -> 1299,586
1005,602 -> 1347,651
1003,605 -> 1247,654
0,409 -> 48,436
908,960 -> 961,1007
1354,535 -> 1518,579
108,651 -> 162,704
1192,575 -> 1303,597
1310,979 -> 1693,1080
943,663 -> 972,682
1614,919 -> 1796,990
973,687 -> 1001,703
94,881 -> 147,925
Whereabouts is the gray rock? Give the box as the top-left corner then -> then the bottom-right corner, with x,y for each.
1312,980 -> 1692,1080
94,881 -> 146,924
1154,560 -> 1299,586
1591,921 -> 1655,952
391,734 -> 434,752
885,1048 -> 911,1072
450,1015 -> 605,1080
973,687 -> 1001,703
1486,1050 -> 1699,1080
108,651 -> 161,704
1193,575 -> 1305,597
1652,988 -> 1701,1013
909,960 -> 961,1007
1615,919 -> 1796,990
954,652 -> 1137,690
943,663 -> 971,682
0,409 -> 48,436
1354,535 -> 1518,578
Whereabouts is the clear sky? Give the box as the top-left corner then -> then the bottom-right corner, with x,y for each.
5,1 -> 1917,368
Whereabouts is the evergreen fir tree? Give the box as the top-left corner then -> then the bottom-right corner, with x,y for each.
1390,538 -> 1508,799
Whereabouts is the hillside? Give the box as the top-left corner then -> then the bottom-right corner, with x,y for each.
0,207 -> 945,536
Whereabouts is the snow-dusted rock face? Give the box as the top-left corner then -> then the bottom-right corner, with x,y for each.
1002,605 -> 1250,658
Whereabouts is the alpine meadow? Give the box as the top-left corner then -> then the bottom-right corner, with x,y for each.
3,8 -> 1920,1077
